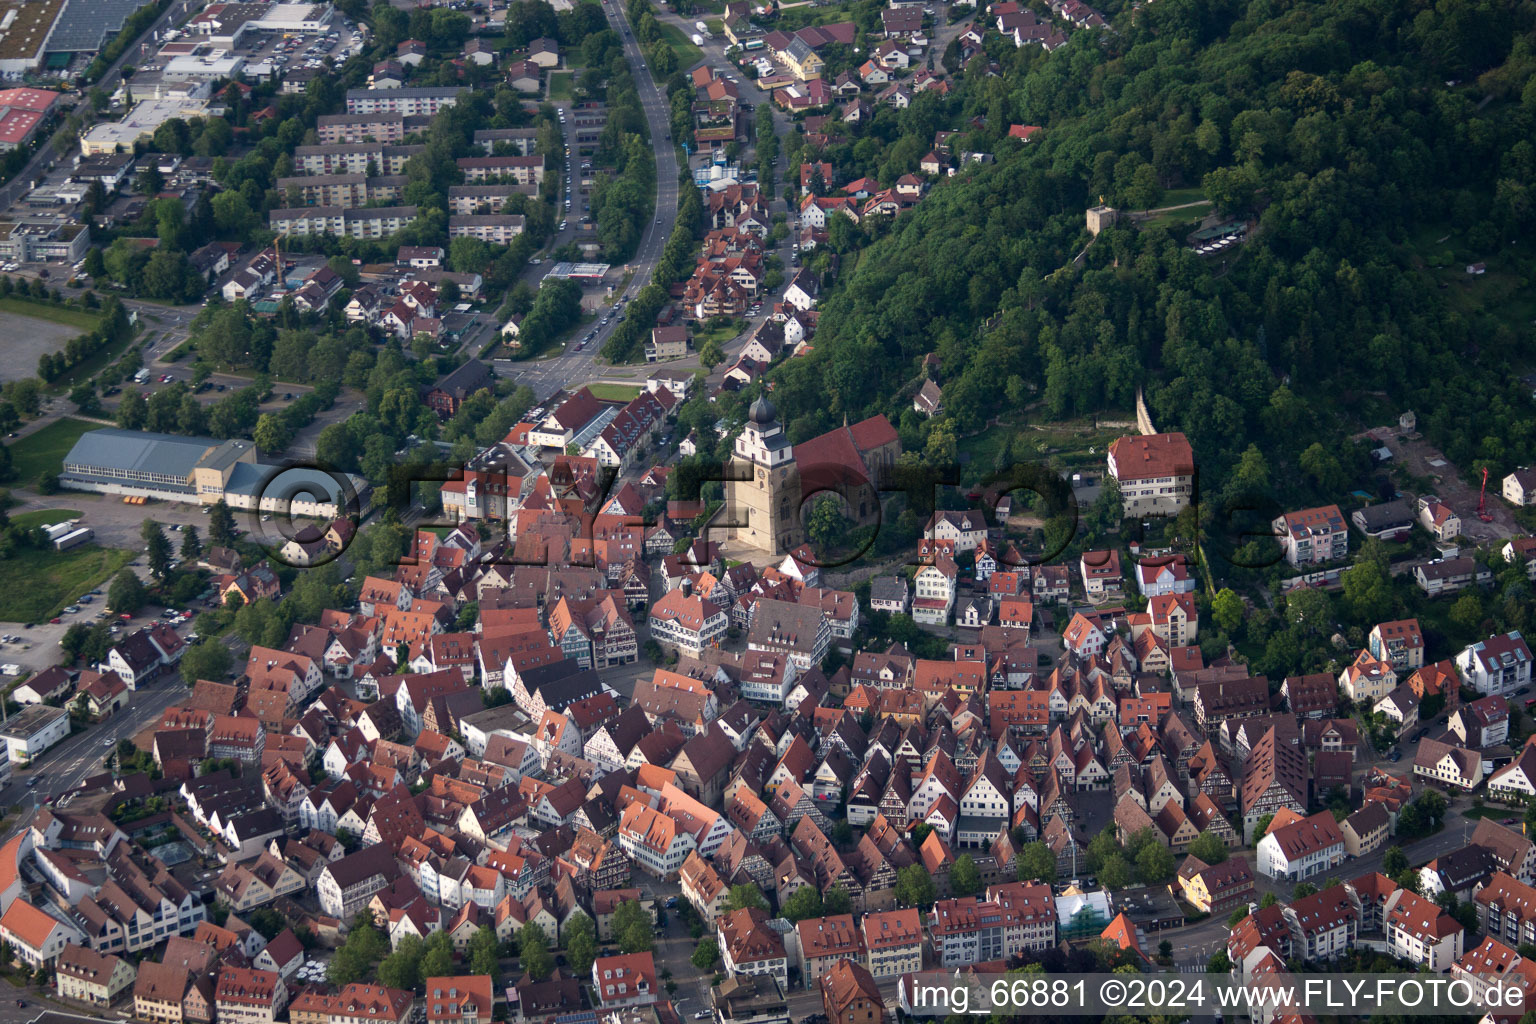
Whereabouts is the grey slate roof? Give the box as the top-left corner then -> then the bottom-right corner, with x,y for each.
62,429 -> 226,482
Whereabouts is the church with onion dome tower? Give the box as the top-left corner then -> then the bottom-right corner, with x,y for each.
726,395 -> 902,558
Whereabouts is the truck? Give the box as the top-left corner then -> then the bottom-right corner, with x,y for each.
694,20 -> 709,34
133,368 -> 150,384
53,527 -> 94,551
42,522 -> 74,542
691,33 -> 705,45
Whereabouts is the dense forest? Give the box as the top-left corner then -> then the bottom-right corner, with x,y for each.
766,0 -> 1536,501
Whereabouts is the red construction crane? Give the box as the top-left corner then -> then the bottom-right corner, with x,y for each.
1478,466 -> 1495,522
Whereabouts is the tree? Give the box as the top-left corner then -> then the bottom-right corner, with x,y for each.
180,640 -> 232,685
1086,828 -> 1122,873
950,853 -> 982,896
520,921 -> 553,981
116,389 -> 148,429
1209,949 -> 1233,973
108,569 -> 146,614
1293,882 -> 1318,899
1136,842 -> 1175,884
1299,442 -> 1346,493
724,884 -> 767,913
60,622 -> 92,661
378,935 -> 422,990
142,519 -> 173,581
699,337 -> 725,370
806,494 -> 850,553
895,863 -> 937,907
691,938 -> 719,971
419,932 -> 454,980
1098,853 -> 1132,890
328,911 -> 387,985
1185,831 -> 1230,865
469,924 -> 501,981
180,524 -> 202,562
1227,906 -> 1250,928
1253,813 -> 1275,842
613,899 -> 653,953
1016,842 -> 1057,883
1212,589 -> 1244,634
208,500 -> 235,547
1383,846 -> 1409,876
1451,591 -> 1485,632
253,413 -> 291,456
782,886 -> 823,921
565,914 -> 597,977
823,886 -> 852,916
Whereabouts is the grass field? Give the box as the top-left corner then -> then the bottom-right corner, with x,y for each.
655,22 -> 703,67
1155,187 -> 1207,207
11,509 -> 81,530
0,298 -> 103,332
588,383 -> 643,402
8,418 -> 98,488
0,544 -> 134,622
1142,202 -> 1213,229
693,319 -> 744,350
547,71 -> 574,101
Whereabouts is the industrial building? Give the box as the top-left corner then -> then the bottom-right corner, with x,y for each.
60,428 -> 369,517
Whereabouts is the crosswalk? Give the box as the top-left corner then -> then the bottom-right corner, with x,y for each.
1178,963 -> 1206,973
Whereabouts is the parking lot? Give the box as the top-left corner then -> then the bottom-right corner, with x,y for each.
133,18 -> 366,85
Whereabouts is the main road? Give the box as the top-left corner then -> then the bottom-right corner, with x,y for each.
493,0 -> 682,403
0,654 -> 210,843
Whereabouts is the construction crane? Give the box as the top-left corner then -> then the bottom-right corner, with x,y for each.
270,228 -> 293,296
1478,466 -> 1495,522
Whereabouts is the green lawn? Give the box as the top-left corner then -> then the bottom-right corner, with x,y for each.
0,543 -> 134,622
588,383 -> 642,402
656,22 -> 704,67
8,418 -> 98,488
11,508 -> 81,530
547,71 -> 574,102
0,298 -> 103,332
1142,201 -> 1213,230
693,319 -> 744,350
1155,187 -> 1208,208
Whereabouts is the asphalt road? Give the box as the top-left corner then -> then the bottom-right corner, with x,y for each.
495,0 -> 682,404
0,662 -> 193,839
